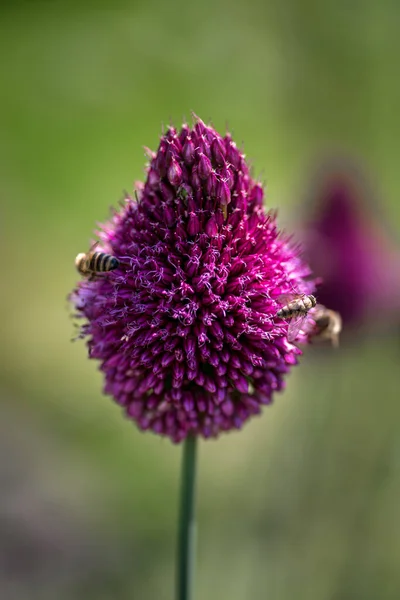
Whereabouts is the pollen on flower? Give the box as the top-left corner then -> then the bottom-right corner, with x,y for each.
70,115 -> 315,442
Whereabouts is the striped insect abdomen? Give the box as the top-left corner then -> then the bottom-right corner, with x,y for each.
89,252 -> 119,272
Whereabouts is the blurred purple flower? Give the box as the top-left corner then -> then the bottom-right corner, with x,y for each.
301,163 -> 400,328
70,117 -> 315,442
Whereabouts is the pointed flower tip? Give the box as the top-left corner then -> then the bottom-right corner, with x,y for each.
191,111 -> 203,124
143,146 -> 155,160
71,116 -> 316,442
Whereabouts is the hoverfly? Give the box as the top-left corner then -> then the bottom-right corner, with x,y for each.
276,293 -> 317,343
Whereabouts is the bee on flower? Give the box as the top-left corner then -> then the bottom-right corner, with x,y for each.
75,242 -> 120,279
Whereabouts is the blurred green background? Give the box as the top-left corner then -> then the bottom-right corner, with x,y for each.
1,1 -> 399,599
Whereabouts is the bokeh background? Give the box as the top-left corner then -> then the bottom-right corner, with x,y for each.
1,1 -> 400,599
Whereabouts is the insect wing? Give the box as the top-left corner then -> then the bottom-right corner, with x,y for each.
88,241 -> 100,253
287,313 -> 308,342
276,293 -> 302,306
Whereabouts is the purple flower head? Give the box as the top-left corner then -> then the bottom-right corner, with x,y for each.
70,116 -> 315,442
301,161 -> 400,328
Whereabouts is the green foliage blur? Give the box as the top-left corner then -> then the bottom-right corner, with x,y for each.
1,1 -> 399,599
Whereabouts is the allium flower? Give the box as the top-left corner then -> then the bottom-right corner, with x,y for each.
71,117 -> 315,442
301,161 -> 400,328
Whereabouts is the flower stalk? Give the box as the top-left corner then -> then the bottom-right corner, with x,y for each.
177,435 -> 198,600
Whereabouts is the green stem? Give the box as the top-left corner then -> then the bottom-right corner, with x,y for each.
176,434 -> 198,600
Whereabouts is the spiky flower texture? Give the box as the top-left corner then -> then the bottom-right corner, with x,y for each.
71,117 -> 315,442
